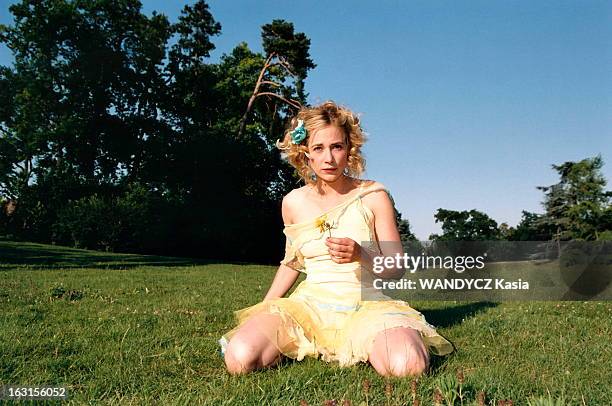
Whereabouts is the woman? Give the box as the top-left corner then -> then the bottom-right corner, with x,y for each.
219,101 -> 453,376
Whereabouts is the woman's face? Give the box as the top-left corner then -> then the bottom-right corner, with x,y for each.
307,125 -> 348,182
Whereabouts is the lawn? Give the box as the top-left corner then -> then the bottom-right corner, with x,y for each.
1,239 -> 610,405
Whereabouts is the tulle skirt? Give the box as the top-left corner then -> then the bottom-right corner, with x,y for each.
219,287 -> 453,367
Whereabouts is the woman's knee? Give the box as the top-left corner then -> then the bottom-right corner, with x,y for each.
224,336 -> 259,375
369,327 -> 430,377
387,346 -> 429,377
223,314 -> 283,375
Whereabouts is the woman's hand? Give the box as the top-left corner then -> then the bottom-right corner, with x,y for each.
325,237 -> 361,263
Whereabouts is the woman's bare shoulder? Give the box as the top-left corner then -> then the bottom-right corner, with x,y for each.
281,186 -> 309,224
283,186 -> 309,205
361,180 -> 392,209
360,179 -> 388,196
360,179 -> 386,189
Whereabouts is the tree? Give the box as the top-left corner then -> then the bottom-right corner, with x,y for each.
431,208 -> 500,241
509,210 -> 554,241
497,222 -> 514,240
0,1 -> 317,262
536,155 -> 612,241
237,19 -> 316,138
0,0 -> 179,241
0,0 -> 176,184
0,66 -> 31,200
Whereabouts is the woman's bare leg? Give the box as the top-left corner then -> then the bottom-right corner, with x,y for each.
224,313 -> 284,375
368,326 -> 430,377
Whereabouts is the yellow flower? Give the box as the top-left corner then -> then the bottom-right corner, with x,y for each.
316,216 -> 333,236
315,216 -> 326,232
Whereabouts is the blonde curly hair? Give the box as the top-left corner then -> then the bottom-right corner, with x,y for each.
276,101 -> 366,184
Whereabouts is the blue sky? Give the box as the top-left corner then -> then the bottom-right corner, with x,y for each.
1,0 -> 611,239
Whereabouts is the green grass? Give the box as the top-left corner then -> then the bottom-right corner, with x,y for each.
1,240 -> 610,405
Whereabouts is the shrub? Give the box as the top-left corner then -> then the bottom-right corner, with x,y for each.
54,194 -> 120,251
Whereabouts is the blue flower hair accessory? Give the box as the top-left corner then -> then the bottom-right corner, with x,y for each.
290,119 -> 307,144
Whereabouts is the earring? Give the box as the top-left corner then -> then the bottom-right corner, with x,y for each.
343,167 -> 350,176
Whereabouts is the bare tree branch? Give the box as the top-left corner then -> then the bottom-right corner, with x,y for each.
256,92 -> 302,110
238,52 -> 278,138
237,51 -> 302,137
277,56 -> 297,77
264,52 -> 276,69
260,80 -> 282,88
269,100 -> 277,137
269,60 -> 297,77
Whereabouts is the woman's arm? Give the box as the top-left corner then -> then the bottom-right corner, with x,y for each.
363,185 -> 405,278
263,264 -> 301,300
263,194 -> 301,300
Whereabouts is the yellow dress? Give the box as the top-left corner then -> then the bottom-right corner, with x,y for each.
219,183 -> 454,367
